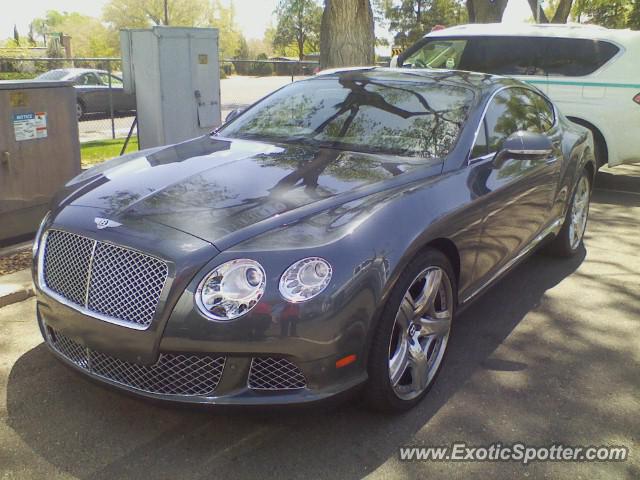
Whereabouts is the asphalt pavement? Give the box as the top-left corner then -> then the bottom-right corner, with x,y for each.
0,165 -> 638,479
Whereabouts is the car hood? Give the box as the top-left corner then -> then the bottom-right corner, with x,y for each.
67,135 -> 438,247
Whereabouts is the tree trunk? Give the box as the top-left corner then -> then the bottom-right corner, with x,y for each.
466,0 -> 508,23
551,0 -> 574,23
526,0 -> 549,22
466,0 -> 475,22
527,0 -> 573,23
320,0 -> 375,69
297,31 -> 305,60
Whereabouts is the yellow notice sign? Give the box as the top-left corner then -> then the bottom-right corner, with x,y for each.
9,91 -> 27,107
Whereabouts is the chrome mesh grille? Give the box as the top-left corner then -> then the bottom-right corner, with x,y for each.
47,328 -> 225,396
248,357 -> 307,390
42,230 -> 168,328
87,242 -> 168,327
43,230 -> 94,305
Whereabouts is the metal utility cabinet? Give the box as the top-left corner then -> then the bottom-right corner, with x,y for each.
0,81 -> 80,244
120,27 -> 221,149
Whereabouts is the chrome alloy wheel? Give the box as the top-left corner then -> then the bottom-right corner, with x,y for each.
569,175 -> 590,250
388,267 -> 453,400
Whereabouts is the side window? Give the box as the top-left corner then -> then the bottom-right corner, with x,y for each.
459,37 -> 546,76
97,73 -> 110,85
542,38 -> 619,77
79,73 -> 100,86
97,73 -> 123,87
520,89 -> 555,132
483,88 -> 554,153
471,120 -> 489,158
401,39 -> 468,69
110,75 -> 124,87
484,90 -> 521,152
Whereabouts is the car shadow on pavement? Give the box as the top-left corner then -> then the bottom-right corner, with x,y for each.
5,248 -> 588,480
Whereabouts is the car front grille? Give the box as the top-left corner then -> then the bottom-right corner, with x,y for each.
248,357 -> 307,390
42,230 -> 168,329
47,328 -> 226,396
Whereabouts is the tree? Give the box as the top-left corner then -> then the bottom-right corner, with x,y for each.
31,18 -> 47,45
103,0 -> 215,29
30,11 -> 64,48
527,0 -> 574,23
13,25 -> 20,46
320,0 -> 375,69
629,0 -> 640,29
273,0 -> 322,60
210,0 -> 244,59
45,37 -> 65,69
466,0 -> 508,22
233,36 -> 250,74
378,0 -> 467,48
572,0 -> 631,27
102,0 -> 243,59
31,11 -> 118,57
28,23 -> 36,46
247,38 -> 273,58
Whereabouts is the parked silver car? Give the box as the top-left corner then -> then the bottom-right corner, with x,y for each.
36,68 -> 136,120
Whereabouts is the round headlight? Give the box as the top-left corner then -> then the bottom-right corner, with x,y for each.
196,259 -> 266,321
279,257 -> 333,303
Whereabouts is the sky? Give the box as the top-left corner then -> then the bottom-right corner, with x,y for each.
2,0 -> 534,43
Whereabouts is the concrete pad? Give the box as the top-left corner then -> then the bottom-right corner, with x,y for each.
0,269 -> 34,309
0,166 -> 638,480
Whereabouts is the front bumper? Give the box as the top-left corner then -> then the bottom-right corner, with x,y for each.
37,302 -> 367,406
33,208 -> 379,406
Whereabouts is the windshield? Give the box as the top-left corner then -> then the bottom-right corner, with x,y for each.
218,76 -> 473,158
36,69 -> 72,80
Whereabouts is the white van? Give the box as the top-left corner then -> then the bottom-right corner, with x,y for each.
393,23 -> 640,168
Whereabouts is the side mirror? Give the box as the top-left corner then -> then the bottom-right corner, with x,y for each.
503,131 -> 553,157
225,108 -> 244,123
493,131 -> 553,168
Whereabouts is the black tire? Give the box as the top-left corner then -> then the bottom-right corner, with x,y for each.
545,169 -> 592,257
76,101 -> 85,121
364,248 -> 456,412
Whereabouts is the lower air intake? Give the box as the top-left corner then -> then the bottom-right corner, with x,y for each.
47,328 -> 225,396
248,357 -> 307,390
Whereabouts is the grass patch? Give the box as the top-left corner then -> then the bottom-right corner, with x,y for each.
0,72 -> 36,81
81,136 -> 138,168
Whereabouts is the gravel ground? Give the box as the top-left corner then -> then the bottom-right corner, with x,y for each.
0,250 -> 32,276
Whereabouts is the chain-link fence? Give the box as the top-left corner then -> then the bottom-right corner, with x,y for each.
1,57 -> 137,167
221,59 -> 319,81
1,56 -> 321,166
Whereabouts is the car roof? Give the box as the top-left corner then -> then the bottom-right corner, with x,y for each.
53,68 -> 107,76
315,67 -> 524,96
426,22 -> 640,44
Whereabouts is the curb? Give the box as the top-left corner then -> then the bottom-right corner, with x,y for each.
0,241 -> 32,258
0,269 -> 35,309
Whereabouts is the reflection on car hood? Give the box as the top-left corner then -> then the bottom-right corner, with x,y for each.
69,135 -> 437,245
